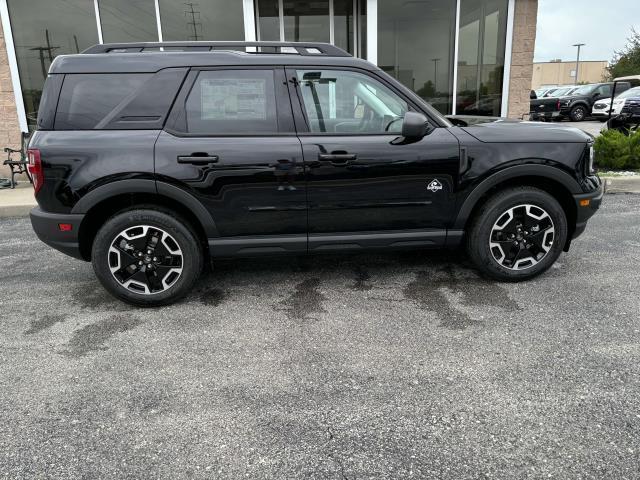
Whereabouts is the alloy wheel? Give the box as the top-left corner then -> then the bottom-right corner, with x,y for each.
108,225 -> 183,295
489,204 -> 555,270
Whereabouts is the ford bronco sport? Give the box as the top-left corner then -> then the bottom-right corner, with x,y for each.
29,41 -> 603,307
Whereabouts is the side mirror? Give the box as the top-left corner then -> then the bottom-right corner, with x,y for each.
401,112 -> 430,139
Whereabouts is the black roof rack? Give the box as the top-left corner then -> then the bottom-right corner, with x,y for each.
82,41 -> 351,57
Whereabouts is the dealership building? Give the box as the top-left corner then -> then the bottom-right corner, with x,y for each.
0,0 -> 537,166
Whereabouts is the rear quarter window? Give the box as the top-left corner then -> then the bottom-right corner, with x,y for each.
55,73 -> 151,130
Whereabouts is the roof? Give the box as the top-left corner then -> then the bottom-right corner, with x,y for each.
50,41 -> 376,74
614,75 -> 640,82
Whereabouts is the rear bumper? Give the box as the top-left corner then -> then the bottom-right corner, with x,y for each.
30,207 -> 85,260
529,111 -> 561,121
571,178 -> 604,240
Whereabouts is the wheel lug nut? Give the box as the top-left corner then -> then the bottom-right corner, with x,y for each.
153,257 -> 157,262
139,260 -> 143,265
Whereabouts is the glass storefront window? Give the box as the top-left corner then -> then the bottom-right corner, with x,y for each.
99,0 -> 158,43
158,0 -> 245,41
283,0 -> 330,43
334,0 -> 354,54
256,0 -> 364,56
256,0 -> 281,41
456,0 -> 509,116
7,0 -> 99,128
377,0 -> 457,115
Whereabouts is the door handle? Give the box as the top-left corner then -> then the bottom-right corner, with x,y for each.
318,153 -> 357,163
177,153 -> 219,164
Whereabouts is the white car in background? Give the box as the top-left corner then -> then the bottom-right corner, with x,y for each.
592,86 -> 640,122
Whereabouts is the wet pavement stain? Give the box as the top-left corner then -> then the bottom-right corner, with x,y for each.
71,283 -> 126,311
200,287 -> 226,306
61,315 -> 143,357
25,314 -> 67,335
404,266 -> 519,330
351,266 -> 373,291
281,278 -> 326,321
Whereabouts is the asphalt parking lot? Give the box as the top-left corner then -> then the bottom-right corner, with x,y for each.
1,194 -> 639,479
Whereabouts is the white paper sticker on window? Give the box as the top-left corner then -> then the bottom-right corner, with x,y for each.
200,78 -> 267,120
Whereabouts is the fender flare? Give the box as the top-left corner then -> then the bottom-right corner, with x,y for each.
71,179 -> 218,237
453,164 -> 582,229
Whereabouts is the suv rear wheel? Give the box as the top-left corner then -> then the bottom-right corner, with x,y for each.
91,208 -> 202,307
466,187 -> 568,282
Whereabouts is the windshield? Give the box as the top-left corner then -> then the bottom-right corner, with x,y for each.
548,87 -> 572,97
572,85 -> 596,95
617,86 -> 640,99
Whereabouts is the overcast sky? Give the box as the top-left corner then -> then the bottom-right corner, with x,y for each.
534,0 -> 640,63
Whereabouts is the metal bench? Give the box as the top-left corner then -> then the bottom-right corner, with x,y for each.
2,133 -> 31,188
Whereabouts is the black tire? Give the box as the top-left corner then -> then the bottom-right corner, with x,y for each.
91,208 -> 203,307
466,187 -> 568,282
569,105 -> 588,122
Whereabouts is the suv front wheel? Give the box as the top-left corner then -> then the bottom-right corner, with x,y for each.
92,208 -> 202,307
466,187 -> 568,282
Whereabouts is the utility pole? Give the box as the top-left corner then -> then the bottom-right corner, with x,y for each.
432,58 -> 441,92
30,29 -> 59,79
184,3 -> 202,41
573,43 -> 585,85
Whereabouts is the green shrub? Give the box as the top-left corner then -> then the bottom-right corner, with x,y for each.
594,129 -> 640,170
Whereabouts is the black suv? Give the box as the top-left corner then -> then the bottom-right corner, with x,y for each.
29,42 -> 603,306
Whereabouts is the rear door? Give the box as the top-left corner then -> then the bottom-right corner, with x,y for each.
287,67 -> 460,249
155,67 -> 307,255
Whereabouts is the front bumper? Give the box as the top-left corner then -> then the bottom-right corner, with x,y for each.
30,207 -> 85,260
571,177 -> 604,240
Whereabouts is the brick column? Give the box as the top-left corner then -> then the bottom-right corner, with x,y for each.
506,0 -> 538,119
0,18 -> 23,177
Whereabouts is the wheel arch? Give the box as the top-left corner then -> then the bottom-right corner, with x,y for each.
73,179 -> 217,260
454,166 -> 580,245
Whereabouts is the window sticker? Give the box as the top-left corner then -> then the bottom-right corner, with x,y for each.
200,78 -> 267,120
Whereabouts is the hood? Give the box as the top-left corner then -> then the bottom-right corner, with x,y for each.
461,120 -> 592,143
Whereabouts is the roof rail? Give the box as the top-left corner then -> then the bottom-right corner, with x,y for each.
82,41 -> 351,57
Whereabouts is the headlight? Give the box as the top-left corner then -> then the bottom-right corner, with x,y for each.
588,145 -> 596,174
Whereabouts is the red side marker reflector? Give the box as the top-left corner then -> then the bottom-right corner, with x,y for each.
58,223 -> 73,232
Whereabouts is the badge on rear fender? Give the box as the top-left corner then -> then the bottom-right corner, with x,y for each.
427,179 -> 443,193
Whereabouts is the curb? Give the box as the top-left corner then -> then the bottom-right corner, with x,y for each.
601,176 -> 640,194
0,203 -> 35,218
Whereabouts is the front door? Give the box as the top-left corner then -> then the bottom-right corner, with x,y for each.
155,67 -> 307,255
287,67 -> 460,249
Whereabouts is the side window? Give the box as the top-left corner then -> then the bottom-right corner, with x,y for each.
184,69 -> 279,135
296,69 -> 408,134
55,74 -> 151,130
599,85 -> 611,97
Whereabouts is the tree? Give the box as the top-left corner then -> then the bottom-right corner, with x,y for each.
607,28 -> 640,80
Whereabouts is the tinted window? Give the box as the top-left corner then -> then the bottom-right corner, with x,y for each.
296,69 -> 408,134
184,70 -> 278,135
55,74 -> 150,129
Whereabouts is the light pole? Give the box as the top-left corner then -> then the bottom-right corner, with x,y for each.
573,43 -> 585,85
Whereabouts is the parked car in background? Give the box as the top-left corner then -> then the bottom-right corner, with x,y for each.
529,86 -> 580,121
531,82 -> 630,122
592,86 -> 640,122
558,82 -> 630,121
